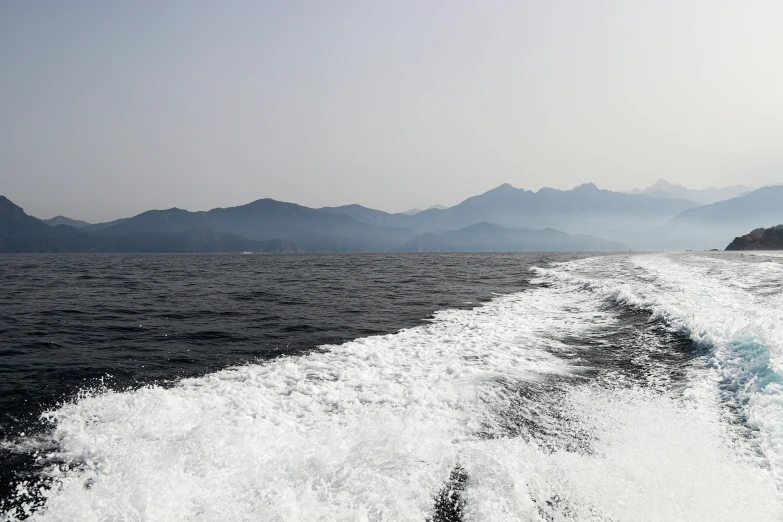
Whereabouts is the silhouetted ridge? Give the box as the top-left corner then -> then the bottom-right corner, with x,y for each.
0,196 -> 301,253
726,225 -> 783,250
3,178 -> 727,252
98,208 -> 211,235
573,182 -> 600,192
43,216 -> 90,228
1,196 -> 72,240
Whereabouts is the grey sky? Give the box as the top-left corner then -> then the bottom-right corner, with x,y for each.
1,1 -> 782,221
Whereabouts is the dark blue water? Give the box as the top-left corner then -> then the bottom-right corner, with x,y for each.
0,252 -> 588,512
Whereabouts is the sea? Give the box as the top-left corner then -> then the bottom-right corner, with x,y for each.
1,251 -> 782,521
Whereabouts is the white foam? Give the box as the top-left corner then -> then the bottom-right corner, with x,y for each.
535,253 -> 783,490
9,255 -> 783,521
462,385 -> 779,521
11,288 -> 581,521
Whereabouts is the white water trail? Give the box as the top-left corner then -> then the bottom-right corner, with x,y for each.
535,252 -> 783,489
6,253 -> 782,521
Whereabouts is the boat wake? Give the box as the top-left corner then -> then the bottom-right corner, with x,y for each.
4,253 -> 782,521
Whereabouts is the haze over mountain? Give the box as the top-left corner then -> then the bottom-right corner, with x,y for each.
4,180 -> 781,253
0,196 -> 86,252
4,3 -> 782,222
671,185 -> 783,228
655,185 -> 783,249
42,216 -> 90,228
3,191 -> 633,253
322,182 -> 698,247
322,181 -> 781,250
82,218 -> 131,231
106,199 -> 415,252
400,222 -> 627,252
411,183 -> 695,237
401,205 -> 447,216
41,215 -> 130,231
0,196 -> 298,253
628,179 -> 754,205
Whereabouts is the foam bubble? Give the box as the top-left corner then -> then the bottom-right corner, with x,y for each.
467,385 -> 780,521
9,288 -> 581,520
535,252 -> 783,490
7,255 -> 782,521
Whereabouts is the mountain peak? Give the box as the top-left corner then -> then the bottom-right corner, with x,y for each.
650,179 -> 683,190
630,179 -> 756,204
0,195 -> 24,215
574,182 -> 600,191
402,204 -> 446,216
42,215 -> 91,228
483,183 -> 517,195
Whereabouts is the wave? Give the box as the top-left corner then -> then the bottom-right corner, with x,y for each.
5,254 -> 782,521
534,253 -> 783,489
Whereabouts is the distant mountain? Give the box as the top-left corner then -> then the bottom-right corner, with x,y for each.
726,225 -> 783,250
206,199 -> 416,251
653,185 -> 783,250
1,196 -> 51,236
399,222 -> 628,252
5,180 -> 730,252
38,215 -> 129,230
6,195 -> 419,253
0,196 -> 300,253
0,196 -> 90,252
97,199 -> 416,251
321,183 -> 697,249
628,179 -> 753,204
401,204 -> 446,216
43,216 -> 90,228
671,185 -> 783,228
318,204 -> 414,229
83,218 -> 129,231
403,183 -> 696,250
97,208 -> 211,235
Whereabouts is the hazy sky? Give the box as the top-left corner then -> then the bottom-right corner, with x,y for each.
2,1 -> 782,221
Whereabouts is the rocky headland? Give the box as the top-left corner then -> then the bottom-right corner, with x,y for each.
725,225 -> 783,250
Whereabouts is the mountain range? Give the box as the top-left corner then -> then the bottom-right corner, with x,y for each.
401,204 -> 447,216
401,222 -> 627,252
321,183 -> 697,239
658,185 -> 783,249
42,215 -> 129,231
0,196 -> 299,253
2,181 -> 781,253
628,179 -> 754,205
